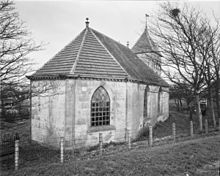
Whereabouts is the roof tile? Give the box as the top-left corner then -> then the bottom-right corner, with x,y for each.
30,26 -> 168,87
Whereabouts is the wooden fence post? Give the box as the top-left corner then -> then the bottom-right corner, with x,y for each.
60,137 -> 64,163
190,121 -> 194,137
99,133 -> 103,156
127,129 -> 131,149
205,119 -> 208,134
14,133 -> 19,171
172,122 -> 176,143
149,125 -> 153,147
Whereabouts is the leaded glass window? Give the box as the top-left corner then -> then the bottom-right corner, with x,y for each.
91,87 -> 110,127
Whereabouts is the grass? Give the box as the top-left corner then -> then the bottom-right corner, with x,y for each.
153,110 -> 192,138
1,135 -> 220,176
133,110 -> 194,141
153,110 -> 219,139
1,110 -> 220,175
0,119 -> 30,145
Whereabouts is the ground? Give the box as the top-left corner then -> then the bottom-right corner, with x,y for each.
1,135 -> 220,176
0,110 -> 220,176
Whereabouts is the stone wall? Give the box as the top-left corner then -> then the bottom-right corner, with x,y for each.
31,79 -> 169,148
127,84 -> 169,136
126,83 -> 146,138
158,87 -> 169,122
147,85 -> 160,126
71,79 -> 126,148
31,80 -> 65,147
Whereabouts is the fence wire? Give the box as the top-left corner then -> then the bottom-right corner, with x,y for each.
0,119 -> 220,171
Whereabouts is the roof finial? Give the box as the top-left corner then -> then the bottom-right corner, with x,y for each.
145,14 -> 149,30
85,17 -> 89,28
126,41 -> 129,48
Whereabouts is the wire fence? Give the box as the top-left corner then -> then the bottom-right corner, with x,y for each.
0,118 -> 220,171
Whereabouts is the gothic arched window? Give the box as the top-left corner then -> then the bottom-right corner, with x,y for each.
158,87 -> 162,114
91,87 -> 110,127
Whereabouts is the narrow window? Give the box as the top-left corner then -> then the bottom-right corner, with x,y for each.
143,86 -> 149,119
91,86 -> 110,127
158,87 -> 162,114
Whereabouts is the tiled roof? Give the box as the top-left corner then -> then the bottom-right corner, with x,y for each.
92,29 -> 168,86
73,29 -> 128,79
30,25 -> 168,87
34,29 -> 86,75
132,28 -> 161,59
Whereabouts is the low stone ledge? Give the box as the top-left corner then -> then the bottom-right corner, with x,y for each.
87,125 -> 116,133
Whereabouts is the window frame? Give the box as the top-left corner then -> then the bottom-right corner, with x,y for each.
90,86 -> 110,127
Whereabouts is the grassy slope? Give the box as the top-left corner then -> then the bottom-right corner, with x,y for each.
153,110 -> 218,139
2,135 -> 220,176
1,110 -> 219,176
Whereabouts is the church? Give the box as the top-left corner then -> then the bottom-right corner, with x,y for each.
27,16 -> 169,148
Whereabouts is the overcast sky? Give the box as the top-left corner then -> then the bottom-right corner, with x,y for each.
15,1 -> 220,71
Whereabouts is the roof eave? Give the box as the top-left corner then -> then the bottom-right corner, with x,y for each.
27,74 -> 169,87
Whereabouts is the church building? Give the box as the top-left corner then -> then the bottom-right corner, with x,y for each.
28,17 -> 169,148
132,14 -> 162,75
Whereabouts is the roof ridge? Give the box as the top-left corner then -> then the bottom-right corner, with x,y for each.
90,28 -> 129,78
70,28 -> 88,74
33,29 -> 86,75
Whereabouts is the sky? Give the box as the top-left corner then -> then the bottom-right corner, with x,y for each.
15,1 -> 220,71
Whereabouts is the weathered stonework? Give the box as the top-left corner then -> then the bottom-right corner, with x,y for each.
73,80 -> 126,148
32,80 -> 65,147
31,79 -> 169,148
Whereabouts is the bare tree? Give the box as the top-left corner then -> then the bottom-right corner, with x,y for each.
0,0 -> 41,85
210,34 -> 220,121
0,0 -> 41,118
200,21 -> 219,128
170,83 -> 194,112
150,3 -> 216,131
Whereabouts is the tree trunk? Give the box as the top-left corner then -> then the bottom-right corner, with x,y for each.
210,97 -> 216,128
189,106 -> 193,121
207,97 -> 216,128
215,77 -> 220,118
179,99 -> 183,111
195,94 -> 203,131
207,89 -> 216,128
175,99 -> 180,111
0,100 -> 3,119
